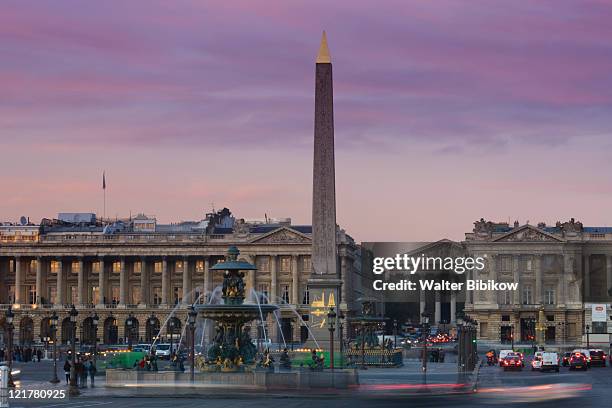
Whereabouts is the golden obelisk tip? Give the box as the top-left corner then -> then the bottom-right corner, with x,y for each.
316,31 -> 331,63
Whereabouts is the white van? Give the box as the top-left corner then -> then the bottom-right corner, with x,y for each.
540,352 -> 560,372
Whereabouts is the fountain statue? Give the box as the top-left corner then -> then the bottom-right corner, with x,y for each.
196,246 -> 277,371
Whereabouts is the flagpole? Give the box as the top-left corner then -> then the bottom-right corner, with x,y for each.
103,171 -> 106,223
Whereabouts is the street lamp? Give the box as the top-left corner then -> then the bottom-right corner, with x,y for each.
126,313 -> 136,351
49,311 -> 60,384
327,307 -> 336,370
338,311 -> 345,368
92,312 -> 99,368
586,324 -> 590,348
168,318 -> 176,357
5,306 -> 15,388
188,306 -> 197,382
393,319 -> 398,348
68,305 -> 80,396
421,312 -> 430,381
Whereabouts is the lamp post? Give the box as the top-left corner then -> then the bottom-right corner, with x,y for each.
5,307 -> 15,388
49,311 -> 60,383
126,313 -> 136,351
586,324 -> 590,348
393,319 -> 398,348
188,306 -> 197,382
168,318 -> 176,357
327,307 -> 336,370
68,305 -> 80,396
421,312 -> 430,382
338,311 -> 345,369
92,312 -> 99,368
510,324 -> 515,351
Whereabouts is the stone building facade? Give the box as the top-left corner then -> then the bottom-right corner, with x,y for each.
0,209 -> 369,348
464,218 -> 612,347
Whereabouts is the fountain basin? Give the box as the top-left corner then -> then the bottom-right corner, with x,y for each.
196,303 -> 277,323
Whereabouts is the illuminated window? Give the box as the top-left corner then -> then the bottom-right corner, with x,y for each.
50,261 -> 61,274
132,286 -> 141,304
154,262 -> 162,273
92,261 -> 101,274
68,286 -> 77,304
112,261 -> 121,273
8,285 -> 15,304
71,261 -> 81,274
280,257 -> 291,273
196,260 -> 205,273
256,257 -> 270,272
92,287 -> 99,305
302,257 -> 311,272
133,261 -> 142,274
175,261 -> 183,272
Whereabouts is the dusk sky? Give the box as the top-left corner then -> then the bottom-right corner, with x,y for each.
2,0 -> 612,242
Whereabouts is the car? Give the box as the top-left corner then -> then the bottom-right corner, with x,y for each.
502,354 -> 523,371
531,356 -> 542,371
152,343 -> 172,359
572,349 -> 591,367
540,352 -> 560,372
562,352 -> 572,367
569,352 -> 588,371
498,349 -> 514,366
588,349 -> 606,367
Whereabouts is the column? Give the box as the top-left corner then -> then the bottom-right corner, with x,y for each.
535,254 -> 542,304
291,255 -> 299,306
340,255 -> 348,304
607,255 -> 612,297
562,254 -> 571,305
203,257 -> 210,302
434,291 -> 441,324
244,255 -> 255,301
161,257 -> 168,305
139,257 -> 148,307
77,257 -> 85,306
512,255 -> 520,304
269,255 -> 278,342
270,255 -> 278,304
14,256 -> 22,304
56,258 -> 64,307
419,288 -> 425,322
450,291 -> 457,324
97,257 -> 105,307
119,257 -> 126,306
584,254 -> 590,299
488,254 -> 497,304
182,256 -> 191,305
35,257 -> 43,305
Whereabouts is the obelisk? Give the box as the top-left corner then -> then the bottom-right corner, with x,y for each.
311,31 -> 338,278
308,31 -> 342,352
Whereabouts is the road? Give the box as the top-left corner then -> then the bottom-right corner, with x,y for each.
5,357 -> 612,408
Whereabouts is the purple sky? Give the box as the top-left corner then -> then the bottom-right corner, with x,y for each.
2,0 -> 612,241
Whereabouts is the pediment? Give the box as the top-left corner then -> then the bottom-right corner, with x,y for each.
492,225 -> 564,242
250,227 -> 311,244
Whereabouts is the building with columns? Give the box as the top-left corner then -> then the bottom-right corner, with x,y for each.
464,218 -> 612,347
0,209 -> 370,348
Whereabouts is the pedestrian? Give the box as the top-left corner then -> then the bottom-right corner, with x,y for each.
63,360 -> 71,384
87,360 -> 97,387
78,360 -> 87,388
0,347 -> 4,361
36,348 -> 42,362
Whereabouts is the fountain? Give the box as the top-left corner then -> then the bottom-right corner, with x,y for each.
105,246 -> 359,393
195,246 -> 277,371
